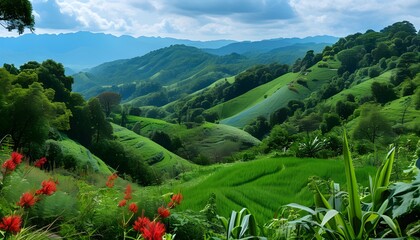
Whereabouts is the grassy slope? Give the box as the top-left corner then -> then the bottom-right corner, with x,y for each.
381,96 -> 420,130
125,116 -> 261,161
219,66 -> 338,127
59,136 -> 112,175
323,71 -> 392,109
322,70 -> 419,131
111,123 -> 196,176
207,72 -> 299,119
170,156 -> 376,223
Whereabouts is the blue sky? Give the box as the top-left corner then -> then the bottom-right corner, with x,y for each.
3,0 -> 420,40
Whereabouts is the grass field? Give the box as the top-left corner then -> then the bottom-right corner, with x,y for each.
168,156 -> 377,223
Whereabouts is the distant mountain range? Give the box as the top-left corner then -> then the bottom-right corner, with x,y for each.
0,31 -> 235,71
0,31 -> 338,72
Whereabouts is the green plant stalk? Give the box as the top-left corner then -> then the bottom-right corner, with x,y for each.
371,147 -> 395,211
342,131 -> 363,238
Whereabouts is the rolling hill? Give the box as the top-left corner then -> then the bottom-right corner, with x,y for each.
218,64 -> 338,127
123,116 -> 261,163
111,123 -> 196,178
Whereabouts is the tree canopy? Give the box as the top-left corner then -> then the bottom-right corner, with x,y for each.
0,0 -> 35,34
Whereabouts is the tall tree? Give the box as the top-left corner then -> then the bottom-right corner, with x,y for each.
0,82 -> 67,150
353,104 -> 393,144
0,0 -> 35,34
97,92 -> 121,117
88,98 -> 113,143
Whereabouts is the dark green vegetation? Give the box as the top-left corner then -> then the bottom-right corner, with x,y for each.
0,20 -> 420,239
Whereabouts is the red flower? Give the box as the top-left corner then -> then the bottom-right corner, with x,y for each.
168,193 -> 183,208
2,160 -> 16,171
0,215 -> 22,235
118,199 -> 127,207
133,216 -> 151,233
106,173 -> 118,188
17,192 -> 38,208
157,207 -> 170,219
34,157 -> 47,168
124,184 -> 132,200
142,221 -> 166,240
11,152 -> 23,164
36,180 -> 57,195
128,203 -> 138,213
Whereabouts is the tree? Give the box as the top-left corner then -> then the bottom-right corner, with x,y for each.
353,104 -> 393,144
88,98 -> 113,144
97,92 -> 121,117
0,82 -> 66,150
371,81 -> 397,104
0,0 -> 35,34
336,100 -> 357,120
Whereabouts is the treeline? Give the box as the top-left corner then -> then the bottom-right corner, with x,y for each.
0,61 -> 155,185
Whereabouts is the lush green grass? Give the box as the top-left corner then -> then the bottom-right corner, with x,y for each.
173,156 -> 376,223
112,123 -> 196,177
219,66 -> 338,127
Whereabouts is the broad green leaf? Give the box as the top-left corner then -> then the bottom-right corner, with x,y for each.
321,209 -> 340,227
240,215 -> 251,237
228,211 -> 238,239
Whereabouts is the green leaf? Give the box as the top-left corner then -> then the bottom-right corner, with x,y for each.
286,203 -> 316,215
321,209 -> 340,227
228,210 -> 238,239
342,130 -> 362,235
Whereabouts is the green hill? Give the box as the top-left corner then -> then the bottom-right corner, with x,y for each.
124,116 -> 261,163
111,124 -> 196,177
219,65 -> 338,127
58,136 -> 112,175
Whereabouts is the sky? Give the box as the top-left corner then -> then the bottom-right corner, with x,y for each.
2,0 -> 420,41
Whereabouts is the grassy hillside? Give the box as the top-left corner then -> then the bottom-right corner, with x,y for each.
323,71 -> 392,109
111,124 -> 196,177
219,65 -> 338,127
172,156 -> 376,222
124,116 -> 261,162
58,136 -> 112,175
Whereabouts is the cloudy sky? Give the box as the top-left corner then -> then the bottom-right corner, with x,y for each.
3,0 -> 420,40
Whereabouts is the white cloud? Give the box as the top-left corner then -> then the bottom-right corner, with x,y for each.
6,0 -> 415,40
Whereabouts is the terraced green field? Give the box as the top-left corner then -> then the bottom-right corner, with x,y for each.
175,156 -> 376,223
112,124 -> 196,177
